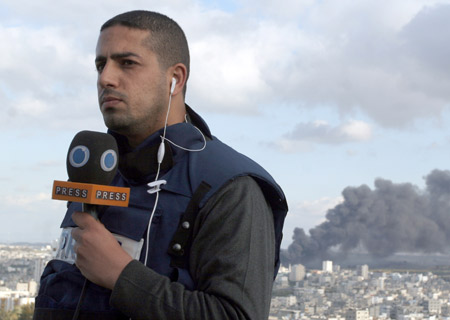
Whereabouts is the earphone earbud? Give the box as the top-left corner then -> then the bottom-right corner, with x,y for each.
170,77 -> 177,94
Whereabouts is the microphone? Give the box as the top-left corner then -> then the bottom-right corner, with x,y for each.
52,131 -> 130,219
67,130 -> 118,185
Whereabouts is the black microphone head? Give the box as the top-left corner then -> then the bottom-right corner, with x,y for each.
66,131 -> 119,185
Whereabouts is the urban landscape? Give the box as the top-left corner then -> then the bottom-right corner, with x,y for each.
270,260 -> 450,320
1,243 -> 450,319
0,243 -> 53,319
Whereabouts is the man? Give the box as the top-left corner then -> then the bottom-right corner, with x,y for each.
34,10 -> 287,319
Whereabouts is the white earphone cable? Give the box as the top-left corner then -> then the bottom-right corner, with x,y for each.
161,125 -> 207,152
143,80 -> 174,265
145,78 -> 209,265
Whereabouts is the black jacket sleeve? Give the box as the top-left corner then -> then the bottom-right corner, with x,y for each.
109,176 -> 276,319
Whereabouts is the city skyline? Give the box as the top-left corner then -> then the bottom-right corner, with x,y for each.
2,243 -> 450,319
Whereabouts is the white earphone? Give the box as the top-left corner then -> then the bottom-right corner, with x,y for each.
144,75 -> 206,266
144,76 -> 176,265
170,77 -> 176,95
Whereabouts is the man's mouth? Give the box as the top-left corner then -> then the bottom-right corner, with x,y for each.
100,94 -> 124,110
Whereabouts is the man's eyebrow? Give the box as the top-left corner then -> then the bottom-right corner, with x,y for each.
95,52 -> 141,63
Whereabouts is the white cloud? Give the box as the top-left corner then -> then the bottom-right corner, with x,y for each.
186,12 -> 305,114
14,97 -> 51,117
341,120 -> 372,141
282,119 -> 372,145
224,0 -> 450,127
0,191 -> 66,243
188,0 -> 450,128
270,117 -> 373,153
0,24 -> 99,130
278,1 -> 450,127
2,192 -> 49,207
296,197 -> 343,222
270,139 -> 314,154
2,0 -> 450,130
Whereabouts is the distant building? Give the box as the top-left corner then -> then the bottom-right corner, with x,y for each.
0,286 -> 35,312
34,258 -> 45,282
0,296 -> 16,312
368,304 -> 381,318
333,264 -> 341,273
425,299 -> 441,315
15,281 -> 37,296
357,264 -> 369,279
441,303 -> 450,317
274,275 -> 289,289
346,308 -> 369,320
289,264 -> 305,282
377,277 -> 385,290
322,260 -> 333,273
16,283 -> 27,292
278,265 -> 291,274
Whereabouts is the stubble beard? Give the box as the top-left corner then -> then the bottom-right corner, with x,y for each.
100,73 -> 168,139
102,98 -> 167,138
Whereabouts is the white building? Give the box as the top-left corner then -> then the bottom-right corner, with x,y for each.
357,264 -> 369,279
346,308 -> 369,320
425,299 -> 441,315
0,288 -> 35,312
289,264 -> 305,282
322,260 -> 333,273
34,258 -> 46,281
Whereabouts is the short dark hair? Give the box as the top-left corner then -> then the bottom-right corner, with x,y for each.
101,10 -> 190,85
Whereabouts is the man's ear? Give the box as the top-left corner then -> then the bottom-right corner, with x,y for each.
169,63 -> 188,96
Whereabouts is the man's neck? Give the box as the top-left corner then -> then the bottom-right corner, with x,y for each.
126,101 -> 187,148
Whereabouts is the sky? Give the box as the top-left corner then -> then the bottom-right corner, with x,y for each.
1,0 -> 450,249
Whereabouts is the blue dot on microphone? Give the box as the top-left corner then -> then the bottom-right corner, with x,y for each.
104,153 -> 115,169
73,149 -> 86,165
69,145 -> 90,168
100,149 -> 117,172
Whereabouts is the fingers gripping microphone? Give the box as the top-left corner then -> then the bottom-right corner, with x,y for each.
52,131 -> 130,219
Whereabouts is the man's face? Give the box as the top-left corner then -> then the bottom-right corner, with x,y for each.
95,25 -> 169,141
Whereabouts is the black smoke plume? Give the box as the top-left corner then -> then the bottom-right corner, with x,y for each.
284,169 -> 450,266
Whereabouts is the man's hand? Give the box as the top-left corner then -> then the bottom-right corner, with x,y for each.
71,211 -> 133,290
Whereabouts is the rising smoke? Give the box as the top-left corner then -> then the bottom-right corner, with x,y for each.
284,169 -> 450,266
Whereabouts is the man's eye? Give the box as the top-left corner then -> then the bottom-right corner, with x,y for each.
96,63 -> 105,73
122,60 -> 136,66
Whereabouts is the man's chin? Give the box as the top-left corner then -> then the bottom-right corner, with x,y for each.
103,118 -> 129,134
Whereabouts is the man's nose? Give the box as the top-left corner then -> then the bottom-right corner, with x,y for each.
98,62 -> 119,88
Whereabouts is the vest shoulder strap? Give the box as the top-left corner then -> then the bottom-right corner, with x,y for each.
168,181 -> 212,268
